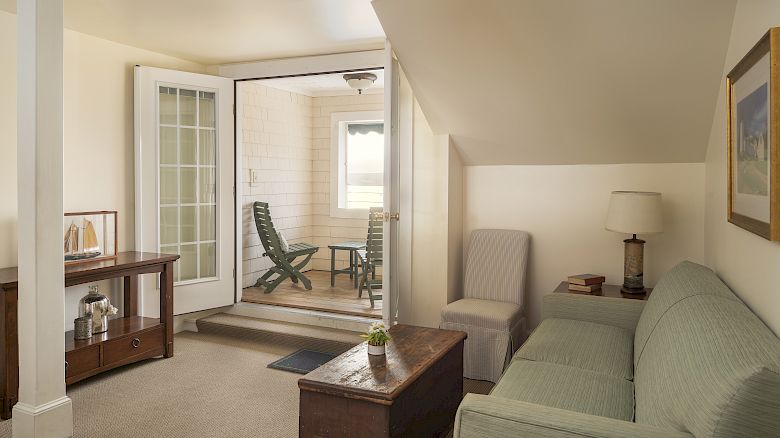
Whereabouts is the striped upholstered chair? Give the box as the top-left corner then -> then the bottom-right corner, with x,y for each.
440,229 -> 530,383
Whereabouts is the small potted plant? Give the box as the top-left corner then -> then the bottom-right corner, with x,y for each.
362,322 -> 390,356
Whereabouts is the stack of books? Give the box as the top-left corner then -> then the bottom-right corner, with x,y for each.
567,274 -> 606,292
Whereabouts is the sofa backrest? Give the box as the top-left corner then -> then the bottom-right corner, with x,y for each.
633,262 -> 780,437
633,261 -> 739,368
463,229 -> 530,305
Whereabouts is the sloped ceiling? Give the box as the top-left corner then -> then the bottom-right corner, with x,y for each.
0,0 -> 385,64
372,0 -> 737,165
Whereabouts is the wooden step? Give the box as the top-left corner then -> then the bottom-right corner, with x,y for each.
195,313 -> 362,355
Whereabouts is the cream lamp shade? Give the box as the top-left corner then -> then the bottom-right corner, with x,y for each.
605,191 -> 663,234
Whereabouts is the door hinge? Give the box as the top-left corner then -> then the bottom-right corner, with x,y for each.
233,268 -> 236,278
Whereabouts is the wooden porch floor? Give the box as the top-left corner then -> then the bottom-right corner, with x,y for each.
241,270 -> 382,319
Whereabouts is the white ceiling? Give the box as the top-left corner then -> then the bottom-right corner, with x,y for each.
373,0 -> 737,165
0,0 -> 386,65
254,69 -> 384,96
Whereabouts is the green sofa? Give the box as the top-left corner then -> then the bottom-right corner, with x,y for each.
454,261 -> 780,437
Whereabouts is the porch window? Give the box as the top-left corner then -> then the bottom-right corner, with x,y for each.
330,111 -> 385,218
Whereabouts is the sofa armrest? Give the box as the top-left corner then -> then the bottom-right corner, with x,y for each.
455,394 -> 692,438
542,293 -> 646,332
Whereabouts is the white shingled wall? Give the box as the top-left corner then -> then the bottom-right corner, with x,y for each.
240,82 -> 384,287
309,93 -> 384,270
240,82 -> 314,288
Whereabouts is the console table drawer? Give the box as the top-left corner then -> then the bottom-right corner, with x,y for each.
103,325 -> 164,366
65,345 -> 100,379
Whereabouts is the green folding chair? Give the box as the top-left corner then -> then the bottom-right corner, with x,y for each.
358,207 -> 383,306
252,201 -> 319,293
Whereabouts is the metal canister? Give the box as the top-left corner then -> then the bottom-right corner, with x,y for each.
74,316 -> 93,340
79,285 -> 110,334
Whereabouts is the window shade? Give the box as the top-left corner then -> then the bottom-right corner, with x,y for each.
348,123 -> 384,136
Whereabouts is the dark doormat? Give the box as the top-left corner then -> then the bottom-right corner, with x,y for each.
268,349 -> 337,374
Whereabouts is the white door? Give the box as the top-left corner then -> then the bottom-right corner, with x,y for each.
135,66 -> 235,316
383,43 -> 401,324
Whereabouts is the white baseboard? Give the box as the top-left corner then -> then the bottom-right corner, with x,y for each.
12,396 -> 73,437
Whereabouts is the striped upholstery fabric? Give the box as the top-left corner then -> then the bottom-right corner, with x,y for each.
634,261 -> 740,368
491,360 -> 635,421
542,293 -> 646,333
456,395 -> 694,438
441,316 -> 526,383
454,258 -> 780,437
441,229 -> 530,382
463,229 -> 530,302
513,318 -> 634,381
442,299 -> 524,331
634,294 -> 780,437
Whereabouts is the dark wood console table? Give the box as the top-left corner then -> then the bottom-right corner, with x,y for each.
0,251 -> 179,419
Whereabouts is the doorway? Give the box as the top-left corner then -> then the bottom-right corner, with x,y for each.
236,70 -> 385,319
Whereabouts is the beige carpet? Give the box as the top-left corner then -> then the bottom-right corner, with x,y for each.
0,332 -> 303,438
0,331 -> 493,438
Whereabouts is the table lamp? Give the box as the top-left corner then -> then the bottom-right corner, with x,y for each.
605,191 -> 663,294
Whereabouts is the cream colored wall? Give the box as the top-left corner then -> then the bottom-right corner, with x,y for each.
0,10 -> 206,329
409,100 -> 448,327
447,139 -> 464,304
464,163 -> 706,330
0,11 -> 18,269
704,0 -> 780,335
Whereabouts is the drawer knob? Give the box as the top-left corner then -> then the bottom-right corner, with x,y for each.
131,338 -> 141,348
65,361 -> 69,369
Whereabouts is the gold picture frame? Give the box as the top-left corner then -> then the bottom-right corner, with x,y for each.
727,28 -> 780,240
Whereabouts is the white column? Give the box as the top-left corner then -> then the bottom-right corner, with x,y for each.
13,0 -> 73,436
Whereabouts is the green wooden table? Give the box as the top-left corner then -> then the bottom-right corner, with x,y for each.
328,242 -> 366,288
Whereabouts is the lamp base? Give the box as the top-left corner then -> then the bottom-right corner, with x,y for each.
621,286 -> 647,295
623,236 -> 646,292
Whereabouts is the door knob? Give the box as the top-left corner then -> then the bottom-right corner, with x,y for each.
378,212 -> 400,222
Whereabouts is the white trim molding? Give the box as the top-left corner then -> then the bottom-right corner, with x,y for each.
13,397 -> 74,438
215,50 -> 385,80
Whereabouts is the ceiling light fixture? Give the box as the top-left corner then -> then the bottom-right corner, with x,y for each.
344,72 -> 377,94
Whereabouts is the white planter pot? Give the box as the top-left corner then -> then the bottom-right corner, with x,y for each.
367,343 -> 386,355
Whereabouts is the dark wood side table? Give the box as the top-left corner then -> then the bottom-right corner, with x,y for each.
0,251 -> 179,419
328,241 -> 366,288
299,325 -> 467,437
554,281 -> 652,300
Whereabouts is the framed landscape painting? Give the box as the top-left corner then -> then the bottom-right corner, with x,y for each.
727,28 -> 780,240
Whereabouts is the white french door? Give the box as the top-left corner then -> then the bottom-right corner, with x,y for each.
135,66 -> 235,316
383,43 -> 401,324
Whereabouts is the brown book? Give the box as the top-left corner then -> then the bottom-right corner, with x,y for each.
568,283 -> 603,293
567,274 -> 606,286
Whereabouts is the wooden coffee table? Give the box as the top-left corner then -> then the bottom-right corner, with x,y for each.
298,324 -> 466,437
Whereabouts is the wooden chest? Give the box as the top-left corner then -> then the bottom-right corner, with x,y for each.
298,325 -> 466,437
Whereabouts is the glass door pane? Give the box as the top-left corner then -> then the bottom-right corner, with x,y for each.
158,85 -> 218,283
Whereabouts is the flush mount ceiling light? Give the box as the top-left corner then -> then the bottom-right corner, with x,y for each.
344,72 -> 377,94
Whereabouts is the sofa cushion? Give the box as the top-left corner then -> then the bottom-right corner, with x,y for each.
634,294 -> 780,438
492,359 -> 635,421
441,298 -> 524,331
514,318 -> 633,380
634,261 -> 739,368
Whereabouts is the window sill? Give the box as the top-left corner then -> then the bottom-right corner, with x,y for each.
330,207 -> 371,220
